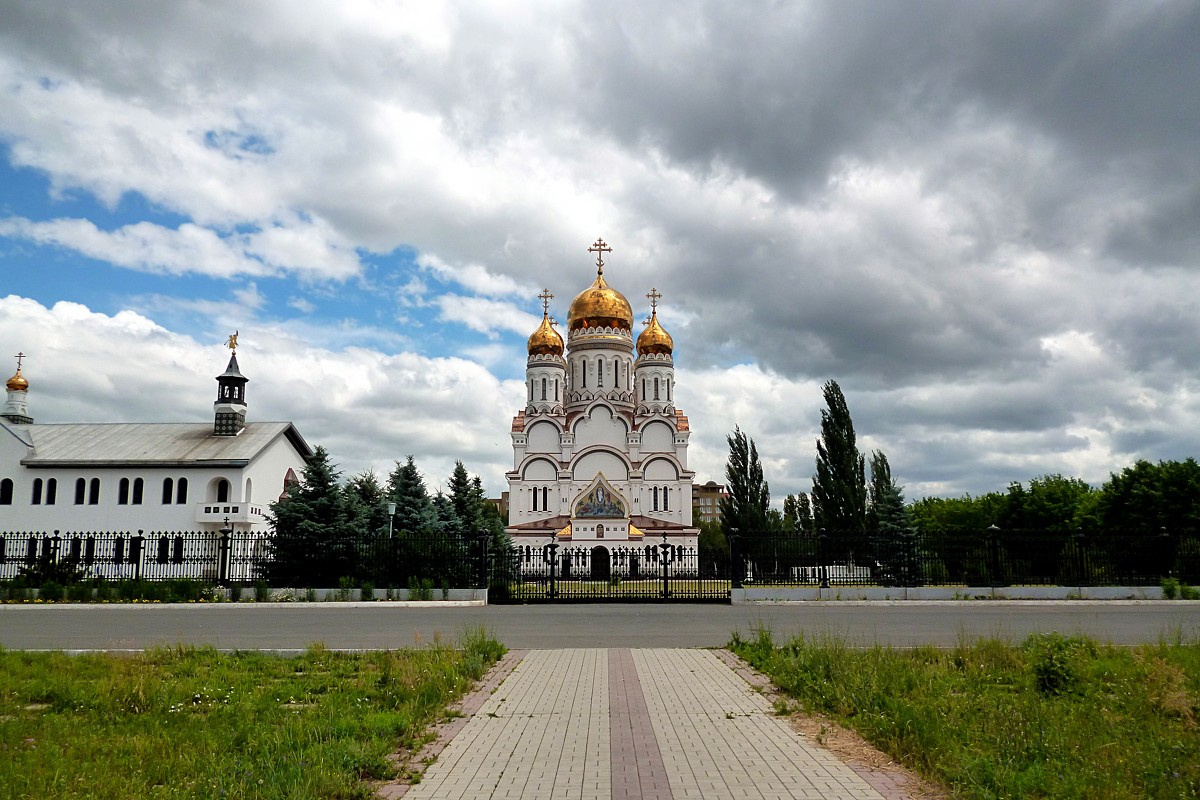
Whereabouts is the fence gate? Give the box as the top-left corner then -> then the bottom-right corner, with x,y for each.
490,540 -> 730,603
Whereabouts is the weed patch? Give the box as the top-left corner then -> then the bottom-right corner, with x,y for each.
731,631 -> 1200,799
0,632 -> 504,799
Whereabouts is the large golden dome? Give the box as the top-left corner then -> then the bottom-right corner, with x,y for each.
568,271 -> 633,332
636,310 -> 674,355
527,311 -> 564,356
6,367 -> 27,392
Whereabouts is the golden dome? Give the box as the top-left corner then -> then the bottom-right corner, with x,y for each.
636,310 -> 674,355
6,367 -> 27,392
527,311 -> 564,356
567,272 -> 633,333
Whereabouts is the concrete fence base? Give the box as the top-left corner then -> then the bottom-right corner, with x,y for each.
732,585 -> 1165,603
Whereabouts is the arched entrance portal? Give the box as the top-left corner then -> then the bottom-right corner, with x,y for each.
590,545 -> 611,582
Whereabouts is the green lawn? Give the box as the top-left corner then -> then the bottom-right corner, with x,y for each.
0,630 -> 504,799
732,630 -> 1200,800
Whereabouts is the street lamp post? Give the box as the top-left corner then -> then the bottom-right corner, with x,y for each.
543,534 -> 560,599
387,502 -> 396,538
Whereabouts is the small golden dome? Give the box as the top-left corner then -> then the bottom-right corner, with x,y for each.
527,312 -> 564,356
637,310 -> 674,355
568,272 -> 633,333
6,368 -> 27,392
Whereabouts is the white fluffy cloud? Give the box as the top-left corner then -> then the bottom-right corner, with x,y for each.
2,1 -> 1199,500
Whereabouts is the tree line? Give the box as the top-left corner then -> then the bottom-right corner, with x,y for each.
264,447 -> 509,587
704,379 -> 1200,575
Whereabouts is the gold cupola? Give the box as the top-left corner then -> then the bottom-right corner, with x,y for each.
567,238 -> 634,333
636,288 -> 673,355
6,353 -> 28,391
527,310 -> 564,356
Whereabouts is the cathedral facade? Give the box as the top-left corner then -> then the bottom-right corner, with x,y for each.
505,240 -> 698,550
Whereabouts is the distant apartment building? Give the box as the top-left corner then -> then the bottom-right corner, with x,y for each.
691,480 -> 726,524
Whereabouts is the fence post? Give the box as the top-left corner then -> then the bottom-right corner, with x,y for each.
819,529 -> 830,589
659,533 -> 672,599
729,530 -> 741,589
903,529 -> 916,593
1074,530 -> 1086,596
217,524 -> 233,586
986,524 -> 999,598
476,531 -> 490,589
132,530 -> 145,582
50,530 -> 62,566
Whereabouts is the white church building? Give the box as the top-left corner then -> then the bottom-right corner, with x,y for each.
0,344 -> 313,541
506,239 -> 699,553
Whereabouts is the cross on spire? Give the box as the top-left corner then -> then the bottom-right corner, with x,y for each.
13,352 -> 25,371
537,288 -> 555,316
646,287 -> 662,313
587,238 -> 612,274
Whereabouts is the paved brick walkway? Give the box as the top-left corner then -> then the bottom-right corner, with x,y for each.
394,649 -> 902,800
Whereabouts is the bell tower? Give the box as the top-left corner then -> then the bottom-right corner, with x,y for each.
2,352 -> 33,425
213,332 -> 248,436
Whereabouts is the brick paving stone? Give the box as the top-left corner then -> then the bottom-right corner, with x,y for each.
383,648 -> 926,800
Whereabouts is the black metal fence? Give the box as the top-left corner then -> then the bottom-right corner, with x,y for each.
0,530 -> 490,589
4,527 -> 1198,595
731,528 -> 1200,588
491,540 -> 730,602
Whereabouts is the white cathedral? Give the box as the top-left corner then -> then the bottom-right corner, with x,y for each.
505,239 -> 698,550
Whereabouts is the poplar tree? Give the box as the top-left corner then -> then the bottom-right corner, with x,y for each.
720,426 -> 771,537
812,380 -> 867,537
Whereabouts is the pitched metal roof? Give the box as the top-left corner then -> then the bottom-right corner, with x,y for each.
13,422 -> 312,468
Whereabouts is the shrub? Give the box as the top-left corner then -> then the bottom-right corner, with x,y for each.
230,583 -> 243,602
254,579 -> 271,602
1025,632 -> 1094,695
1162,577 -> 1180,599
39,581 -> 65,602
67,582 -> 93,602
440,578 -> 450,600
1181,583 -> 1200,601
360,581 -> 375,601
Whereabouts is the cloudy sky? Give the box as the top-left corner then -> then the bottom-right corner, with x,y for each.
2,1 -> 1198,503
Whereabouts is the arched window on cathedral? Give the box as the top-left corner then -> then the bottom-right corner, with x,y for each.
75,478 -> 86,505
132,478 -> 143,505
641,379 -> 646,401
542,486 -> 549,511
666,378 -> 671,401
581,359 -> 587,388
528,380 -> 533,402
118,478 -> 130,505
88,478 -> 100,505
162,478 -> 174,504
176,477 -> 188,504
46,478 -> 56,505
597,357 -> 604,387
555,379 -> 559,401
32,478 -> 42,505
654,377 -> 660,401
652,486 -> 659,511
663,486 -> 669,511
541,378 -> 547,401
0,478 -> 12,506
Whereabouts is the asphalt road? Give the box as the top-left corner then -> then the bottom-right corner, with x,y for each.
3,601 -> 1199,651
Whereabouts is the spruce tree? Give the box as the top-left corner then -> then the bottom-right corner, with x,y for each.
812,380 -> 867,537
386,456 -> 433,535
266,445 -> 357,585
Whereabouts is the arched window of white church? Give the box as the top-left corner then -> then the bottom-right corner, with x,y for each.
663,486 -> 669,511
0,478 -> 12,506
641,379 -> 646,401
542,486 -> 549,511
528,380 -> 533,402
162,478 -> 174,505
541,378 -> 547,401
654,377 -> 660,401
217,479 -> 230,503
75,478 -> 86,505
614,361 -> 620,389
88,478 -> 100,505
32,478 -> 43,505
667,378 -> 671,401
46,478 -> 56,505
177,477 -> 188,504
597,357 -> 604,387
652,486 -> 659,511
118,478 -> 130,505
555,379 -> 559,401
132,478 -> 144,505
581,359 -> 587,388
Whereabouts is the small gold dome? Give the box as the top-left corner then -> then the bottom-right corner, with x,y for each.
527,312 -> 564,356
567,272 -> 633,333
6,368 -> 27,392
637,310 -> 674,355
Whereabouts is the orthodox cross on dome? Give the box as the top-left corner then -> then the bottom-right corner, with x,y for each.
13,352 -> 25,371
537,288 -> 555,316
587,238 -> 612,274
225,331 -> 239,353
646,287 -> 662,312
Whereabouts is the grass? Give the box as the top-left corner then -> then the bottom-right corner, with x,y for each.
0,628 -> 505,799
731,629 -> 1200,800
